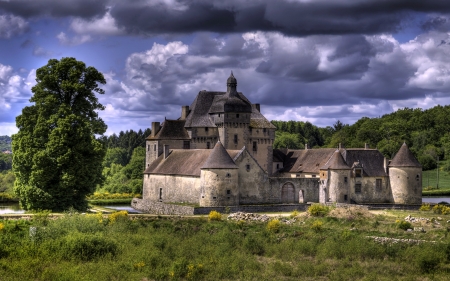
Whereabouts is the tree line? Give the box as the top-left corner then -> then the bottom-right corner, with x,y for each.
272,105 -> 450,171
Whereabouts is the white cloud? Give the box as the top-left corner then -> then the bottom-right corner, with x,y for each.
70,10 -> 124,36
0,14 -> 28,38
56,32 -> 92,46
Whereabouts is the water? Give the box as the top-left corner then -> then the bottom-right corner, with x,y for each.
0,203 -> 141,214
422,197 -> 450,204
0,202 -> 25,215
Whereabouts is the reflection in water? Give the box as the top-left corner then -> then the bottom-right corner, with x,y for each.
0,203 -> 25,214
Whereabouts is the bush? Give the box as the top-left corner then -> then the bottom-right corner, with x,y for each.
208,210 -> 222,221
109,210 -> 128,224
307,204 -> 330,217
267,219 -> 281,233
290,210 -> 299,218
396,220 -> 412,231
432,204 -> 450,215
419,203 -> 431,211
60,232 -> 118,261
311,220 -> 324,232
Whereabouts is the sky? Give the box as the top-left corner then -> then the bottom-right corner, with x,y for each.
1,0 -> 450,136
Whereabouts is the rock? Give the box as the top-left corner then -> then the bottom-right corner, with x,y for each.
414,227 -> 425,232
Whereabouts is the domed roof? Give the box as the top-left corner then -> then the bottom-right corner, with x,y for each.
227,72 -> 237,85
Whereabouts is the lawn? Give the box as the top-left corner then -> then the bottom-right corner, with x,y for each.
1,206 -> 450,280
422,168 -> 450,195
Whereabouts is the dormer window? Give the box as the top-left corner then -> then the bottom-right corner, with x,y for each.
355,169 -> 362,178
205,127 -> 209,132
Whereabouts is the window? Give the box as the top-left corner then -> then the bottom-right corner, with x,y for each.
344,195 -> 348,201
226,173 -> 231,178
234,134 -> 238,144
246,164 -> 250,171
236,114 -> 239,118
159,188 -> 163,200
276,163 -> 279,169
416,174 -> 420,181
355,169 -> 362,177
153,144 -> 156,151
207,142 -> 210,149
344,177 -> 348,183
376,179 -> 382,191
227,190 -> 231,195
263,128 -> 267,133
253,141 -> 257,151
355,183 -> 361,193
249,127 -> 252,134
183,141 -> 190,149
312,175 -> 316,178
205,127 -> 209,132
147,145 -> 150,151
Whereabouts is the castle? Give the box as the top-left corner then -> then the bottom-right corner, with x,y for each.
141,73 -> 422,207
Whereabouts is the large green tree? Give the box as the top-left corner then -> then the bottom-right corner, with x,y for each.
12,57 -> 107,211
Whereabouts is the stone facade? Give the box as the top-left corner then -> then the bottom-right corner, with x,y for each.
139,74 -> 422,212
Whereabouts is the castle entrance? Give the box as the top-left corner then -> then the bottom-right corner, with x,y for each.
281,182 -> 295,203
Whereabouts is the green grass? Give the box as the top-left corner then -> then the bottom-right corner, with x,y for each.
1,208 -> 450,280
422,168 -> 450,195
87,198 -> 133,205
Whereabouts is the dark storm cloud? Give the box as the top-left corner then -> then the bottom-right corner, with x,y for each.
0,0 -> 108,19
108,0 -> 450,36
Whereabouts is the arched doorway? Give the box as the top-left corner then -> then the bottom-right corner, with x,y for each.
281,182 -> 295,203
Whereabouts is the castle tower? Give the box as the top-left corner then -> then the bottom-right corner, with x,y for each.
209,72 -> 252,150
199,141 -> 239,206
389,143 -> 422,204
319,150 -> 351,203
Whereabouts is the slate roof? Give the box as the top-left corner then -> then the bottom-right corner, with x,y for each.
146,119 -> 190,140
341,149 -> 387,176
184,91 -> 221,128
209,91 -> 252,114
273,149 -> 287,163
282,148 -> 336,173
389,143 -> 422,168
144,148 -> 240,176
201,141 -> 238,169
250,104 -> 276,129
321,150 -> 351,170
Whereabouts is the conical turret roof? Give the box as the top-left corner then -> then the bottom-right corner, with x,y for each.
201,141 -> 238,169
389,143 -> 422,167
320,150 -> 351,170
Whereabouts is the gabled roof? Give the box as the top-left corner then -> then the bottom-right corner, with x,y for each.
184,91 -> 222,128
389,143 -> 421,168
321,150 -> 350,170
146,119 -> 190,140
282,148 -> 336,173
144,148 -> 241,176
341,149 -> 388,176
201,141 -> 238,169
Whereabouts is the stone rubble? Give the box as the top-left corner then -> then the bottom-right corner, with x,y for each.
367,236 -> 434,245
404,214 -> 430,224
227,212 -> 296,224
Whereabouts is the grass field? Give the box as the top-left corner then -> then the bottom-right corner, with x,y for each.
1,207 -> 450,280
422,168 -> 450,195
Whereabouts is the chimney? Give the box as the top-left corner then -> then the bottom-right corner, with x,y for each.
181,106 -> 189,120
365,143 -> 369,150
164,145 -> 170,159
384,157 -> 389,174
151,122 -> 160,137
255,104 -> 260,112
305,143 -> 309,150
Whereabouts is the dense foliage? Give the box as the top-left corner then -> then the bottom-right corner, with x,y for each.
273,105 -> 450,171
1,208 -> 450,280
12,58 -> 107,211
0,153 -> 12,171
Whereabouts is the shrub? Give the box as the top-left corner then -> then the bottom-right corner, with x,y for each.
0,222 -> 4,231
419,203 -> 431,211
108,210 -> 128,224
208,210 -> 222,221
396,220 -> 412,231
311,220 -> 324,232
307,204 -> 330,217
432,204 -> 450,215
60,232 -> 118,261
290,210 -> 299,218
267,219 -> 281,233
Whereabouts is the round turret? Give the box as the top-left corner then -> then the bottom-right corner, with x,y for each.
199,142 -> 239,206
389,143 -> 422,204
320,150 -> 351,203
